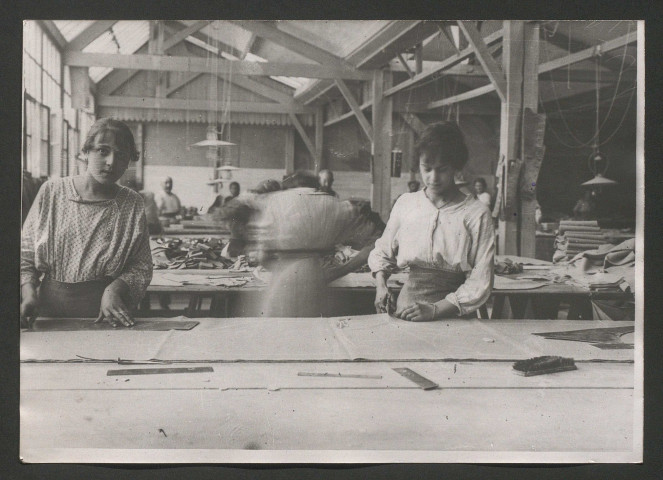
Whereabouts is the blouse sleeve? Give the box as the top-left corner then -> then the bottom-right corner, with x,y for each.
441,208 -> 495,316
116,209 -> 153,307
368,198 -> 402,275
20,182 -> 47,287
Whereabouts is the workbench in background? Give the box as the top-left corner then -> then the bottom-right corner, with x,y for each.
143,270 -> 631,320
20,315 -> 638,463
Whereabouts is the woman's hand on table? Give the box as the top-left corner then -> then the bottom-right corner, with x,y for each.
374,273 -> 395,314
95,284 -> 135,328
20,283 -> 39,328
395,302 -> 437,322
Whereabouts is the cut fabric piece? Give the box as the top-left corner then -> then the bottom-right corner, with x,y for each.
533,326 -> 634,346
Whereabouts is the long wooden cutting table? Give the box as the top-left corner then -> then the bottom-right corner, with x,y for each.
145,270 -> 631,319
20,315 -> 639,463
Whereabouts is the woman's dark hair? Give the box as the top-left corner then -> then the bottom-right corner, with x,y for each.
414,121 -> 468,170
281,170 -> 319,190
252,179 -> 281,194
474,177 -> 487,189
82,118 -> 140,162
230,181 -> 240,189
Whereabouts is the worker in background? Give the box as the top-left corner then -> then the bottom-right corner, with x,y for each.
211,178 -> 281,260
392,180 -> 421,208
369,121 -> 495,321
155,176 -> 182,218
573,190 -> 597,220
21,118 -> 152,327
126,179 -> 162,235
224,181 -> 241,205
317,169 -> 338,197
473,177 -> 491,208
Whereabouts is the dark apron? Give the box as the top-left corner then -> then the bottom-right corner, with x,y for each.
398,266 -> 466,314
39,276 -> 113,318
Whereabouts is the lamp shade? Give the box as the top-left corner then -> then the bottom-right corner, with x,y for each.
191,139 -> 236,147
191,125 -> 236,147
581,173 -> 618,187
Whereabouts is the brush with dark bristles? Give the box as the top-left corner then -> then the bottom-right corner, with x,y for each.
512,356 -> 577,376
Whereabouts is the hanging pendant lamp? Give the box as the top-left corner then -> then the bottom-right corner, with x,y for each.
581,48 -> 617,188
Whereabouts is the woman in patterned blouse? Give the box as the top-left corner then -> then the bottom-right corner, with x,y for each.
21,118 -> 153,327
369,121 -> 495,321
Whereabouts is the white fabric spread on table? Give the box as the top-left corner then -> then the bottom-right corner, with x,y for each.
20,315 -> 634,363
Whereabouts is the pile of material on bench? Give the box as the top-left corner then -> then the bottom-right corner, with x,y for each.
151,237 -> 233,269
555,220 -> 615,258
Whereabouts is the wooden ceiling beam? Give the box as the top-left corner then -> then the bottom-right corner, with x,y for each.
457,21 -> 506,102
66,20 -> 118,51
400,112 -> 427,134
227,20 -> 350,68
427,83 -> 497,110
538,30 -> 637,75
162,21 -> 212,52
165,72 -> 202,96
295,21 -> 433,104
324,100 -> 371,128
163,20 -> 244,59
289,113 -> 319,166
95,41 -> 149,95
98,95 -> 314,114
334,79 -> 373,140
383,28 -> 504,98
37,21 -> 67,50
64,51 -> 375,80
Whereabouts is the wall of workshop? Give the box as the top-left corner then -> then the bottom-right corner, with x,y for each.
316,111 -> 500,206
140,122 -> 289,209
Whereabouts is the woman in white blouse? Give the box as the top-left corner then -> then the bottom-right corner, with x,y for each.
368,122 -> 495,321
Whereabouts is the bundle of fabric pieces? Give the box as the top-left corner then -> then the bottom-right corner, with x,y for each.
151,237 -> 234,270
494,257 -> 524,275
553,220 -> 608,260
321,245 -> 371,273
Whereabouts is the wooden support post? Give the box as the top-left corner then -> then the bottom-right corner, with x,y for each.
70,66 -> 92,110
497,21 -> 524,256
285,127 -> 295,174
135,123 -> 144,185
315,107 -> 324,172
371,70 -> 393,220
519,22 -> 540,258
397,53 -> 414,78
149,21 -> 166,97
414,43 -> 423,74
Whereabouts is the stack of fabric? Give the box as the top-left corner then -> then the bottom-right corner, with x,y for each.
557,220 -> 608,257
151,237 -> 234,270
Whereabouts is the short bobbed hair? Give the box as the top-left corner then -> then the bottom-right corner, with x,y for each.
414,121 -> 468,170
281,171 -> 319,189
474,177 -> 487,189
82,118 -> 140,162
